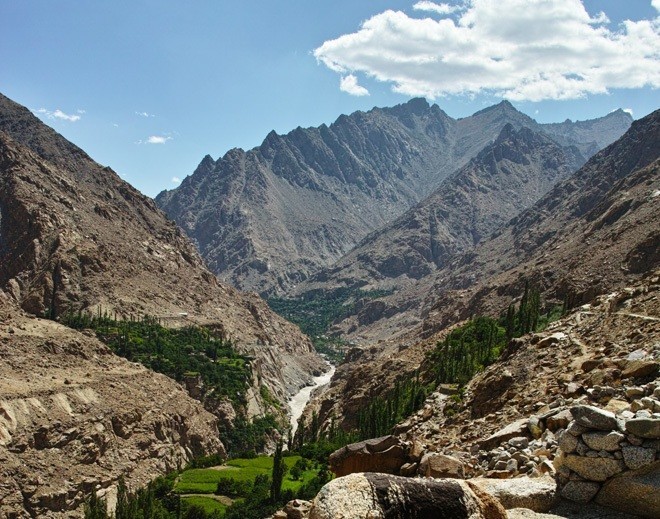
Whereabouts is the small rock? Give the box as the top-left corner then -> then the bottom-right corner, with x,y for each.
581,359 -> 601,373
560,481 -> 601,503
621,360 -> 659,380
419,452 -> 465,479
626,417 -> 660,439
576,440 -> 589,456
567,421 -> 589,436
604,399 -> 630,414
621,445 -> 656,470
626,387 -> 646,399
557,431 -> 578,454
595,461 -> 660,518
582,430 -> 625,452
470,476 -> 557,512
560,455 -> 625,481
565,383 -> 581,396
527,416 -> 544,439
508,437 -> 529,449
546,410 -> 573,432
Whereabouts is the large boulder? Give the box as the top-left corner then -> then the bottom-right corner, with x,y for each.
570,406 -> 618,431
419,453 -> 465,478
479,419 -> 530,451
328,436 -> 408,477
309,473 -> 507,519
595,461 -> 660,518
470,476 -> 557,512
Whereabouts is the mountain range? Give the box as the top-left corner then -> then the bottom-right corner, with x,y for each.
156,99 -> 632,297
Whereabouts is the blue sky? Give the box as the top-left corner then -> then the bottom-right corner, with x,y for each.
1,0 -> 658,197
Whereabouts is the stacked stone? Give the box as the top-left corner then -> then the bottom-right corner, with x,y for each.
554,404 -> 659,507
477,433 -> 558,478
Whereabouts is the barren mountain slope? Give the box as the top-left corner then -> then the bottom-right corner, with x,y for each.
304,110 -> 659,433
0,93 -> 325,409
0,293 -> 223,518
302,269 -> 659,446
398,271 -> 660,456
156,100 -> 630,295
296,125 -> 585,298
335,108 -> 659,344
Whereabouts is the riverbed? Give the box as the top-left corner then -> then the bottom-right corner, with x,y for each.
288,363 -> 336,439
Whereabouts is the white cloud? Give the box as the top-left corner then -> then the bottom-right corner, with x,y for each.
623,108 -> 634,116
654,0 -> 660,12
76,109 -> 86,114
340,74 -> 370,96
135,111 -> 155,117
314,0 -> 660,102
413,1 -> 461,15
147,135 -> 172,144
171,176 -> 181,184
34,108 -> 81,122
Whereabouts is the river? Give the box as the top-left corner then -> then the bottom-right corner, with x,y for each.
288,363 -> 336,439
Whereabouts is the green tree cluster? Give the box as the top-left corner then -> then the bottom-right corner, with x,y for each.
505,282 -> 541,339
60,312 -> 250,406
428,316 -> 506,385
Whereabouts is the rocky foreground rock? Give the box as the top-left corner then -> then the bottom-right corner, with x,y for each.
308,472 -> 507,519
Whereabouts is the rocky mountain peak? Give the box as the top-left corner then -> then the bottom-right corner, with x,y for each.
196,153 -> 216,173
387,96 -> 431,116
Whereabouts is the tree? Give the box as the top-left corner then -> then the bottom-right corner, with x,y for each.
84,491 -> 108,519
270,441 -> 286,503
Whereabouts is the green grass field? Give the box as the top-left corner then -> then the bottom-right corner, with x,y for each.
181,496 -> 229,515
174,456 -> 318,495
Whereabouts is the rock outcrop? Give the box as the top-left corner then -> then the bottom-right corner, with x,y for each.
308,472 -> 507,519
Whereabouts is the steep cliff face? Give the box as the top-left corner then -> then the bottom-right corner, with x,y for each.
157,100 -> 631,296
296,125 -> 585,299
0,93 -> 325,413
0,295 -> 223,517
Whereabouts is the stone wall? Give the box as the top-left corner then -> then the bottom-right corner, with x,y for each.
554,404 -> 659,517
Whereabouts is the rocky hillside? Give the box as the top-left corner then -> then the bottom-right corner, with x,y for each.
296,124 -> 585,298
156,100 -> 631,296
0,292 -> 223,517
0,92 -> 326,416
301,109 -> 659,436
299,272 -> 659,518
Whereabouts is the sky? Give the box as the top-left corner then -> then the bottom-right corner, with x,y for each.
1,0 -> 659,198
